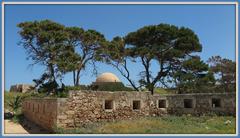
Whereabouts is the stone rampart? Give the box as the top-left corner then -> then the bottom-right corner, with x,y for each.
22,98 -> 65,131
22,91 -> 236,131
10,84 -> 34,93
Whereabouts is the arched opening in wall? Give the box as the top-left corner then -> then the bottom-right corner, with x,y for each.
133,100 -> 141,110
184,99 -> 193,108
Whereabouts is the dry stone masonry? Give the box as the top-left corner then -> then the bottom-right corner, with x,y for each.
10,84 -> 35,93
22,98 -> 59,130
22,91 -> 236,131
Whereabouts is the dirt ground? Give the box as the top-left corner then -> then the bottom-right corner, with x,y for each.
4,120 -> 28,134
4,119 -> 50,134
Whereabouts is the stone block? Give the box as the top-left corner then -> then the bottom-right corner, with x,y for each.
22,91 -> 236,131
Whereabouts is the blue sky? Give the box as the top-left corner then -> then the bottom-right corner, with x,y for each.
4,4 -> 236,90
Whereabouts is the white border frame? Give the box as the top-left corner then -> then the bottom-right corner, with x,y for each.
1,1 -> 238,137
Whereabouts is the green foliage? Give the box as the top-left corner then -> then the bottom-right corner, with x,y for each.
55,85 -> 90,98
100,37 -> 140,91
55,91 -> 68,98
154,88 -> 176,94
5,91 -> 46,122
54,116 -> 236,134
4,92 -> 45,113
92,82 -> 134,91
48,85 -> 91,98
36,82 -> 133,93
33,73 -> 68,97
11,114 -> 24,124
125,24 -> 201,57
123,24 -> 203,94
7,95 -> 22,115
65,27 -> 107,86
172,57 -> 215,93
207,56 -> 236,92
18,20 -> 108,94
63,85 -> 89,91
18,20 -> 235,95
101,24 -> 205,93
100,37 -> 126,61
36,79 -> 59,94
18,20 -> 70,94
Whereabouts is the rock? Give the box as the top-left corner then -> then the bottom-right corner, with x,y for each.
224,120 -> 232,125
66,111 -> 75,115
58,115 -> 67,120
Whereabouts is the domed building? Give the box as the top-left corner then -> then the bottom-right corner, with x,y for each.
94,72 -> 121,84
91,72 -> 132,91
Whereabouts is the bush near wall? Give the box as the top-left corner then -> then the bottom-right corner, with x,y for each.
92,82 -> 134,91
64,83 -> 134,92
4,91 -> 45,113
63,85 -> 89,91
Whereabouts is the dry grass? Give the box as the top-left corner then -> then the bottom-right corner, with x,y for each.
55,116 -> 236,134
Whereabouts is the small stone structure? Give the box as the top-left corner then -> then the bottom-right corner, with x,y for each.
10,84 -> 35,93
22,91 -> 236,132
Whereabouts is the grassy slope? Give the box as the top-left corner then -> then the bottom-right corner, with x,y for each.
154,88 -> 176,94
56,116 -> 236,134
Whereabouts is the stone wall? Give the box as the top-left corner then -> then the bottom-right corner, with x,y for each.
10,84 -> 34,93
22,91 -> 236,131
56,91 -> 153,128
163,93 -> 236,115
22,98 -> 62,131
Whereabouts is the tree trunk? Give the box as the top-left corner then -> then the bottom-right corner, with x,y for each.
49,64 -> 57,94
73,71 -> 76,85
75,70 -> 81,86
150,87 -> 154,95
126,78 -> 139,91
148,83 -> 154,95
178,87 -> 182,94
49,64 -> 55,82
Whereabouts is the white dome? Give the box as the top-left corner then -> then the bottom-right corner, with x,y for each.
96,72 -> 120,83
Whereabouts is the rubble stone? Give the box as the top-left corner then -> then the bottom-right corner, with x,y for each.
22,91 -> 236,132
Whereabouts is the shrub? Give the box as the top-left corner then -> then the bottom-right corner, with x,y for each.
91,82 -> 134,91
55,91 -> 69,98
63,85 -> 90,91
37,80 -> 59,94
12,114 -> 24,124
7,95 -> 22,115
4,92 -> 45,114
